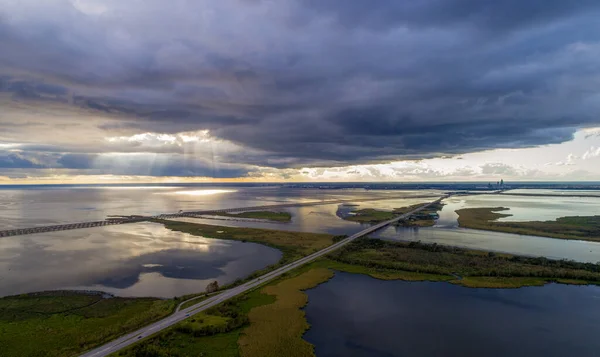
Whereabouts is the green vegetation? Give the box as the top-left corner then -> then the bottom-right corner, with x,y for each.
13,212 -> 600,357
110,235 -> 600,357
342,203 -> 425,224
343,202 -> 443,226
314,259 -> 452,282
328,238 -> 600,287
177,294 -> 210,311
0,291 -> 175,357
456,207 -> 600,242
117,268 -> 333,357
160,220 -> 334,264
394,202 -> 443,227
211,211 -> 292,222
343,208 -> 397,223
239,268 -> 334,357
392,203 -> 431,214
115,290 -> 277,357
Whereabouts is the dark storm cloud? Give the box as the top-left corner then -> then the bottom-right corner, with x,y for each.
298,0 -> 600,33
54,153 -> 251,178
0,149 -> 251,177
2,0 -> 600,172
0,153 -> 46,168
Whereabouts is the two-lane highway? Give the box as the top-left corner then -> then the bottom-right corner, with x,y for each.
81,197 -> 446,357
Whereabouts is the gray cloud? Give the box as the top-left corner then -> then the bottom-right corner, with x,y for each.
2,0 -> 600,175
0,152 -> 47,169
0,149 -> 251,178
54,153 -> 252,178
297,0 -> 600,33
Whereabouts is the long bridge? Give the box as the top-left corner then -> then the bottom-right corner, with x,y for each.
80,197 -> 445,357
0,194 -> 440,238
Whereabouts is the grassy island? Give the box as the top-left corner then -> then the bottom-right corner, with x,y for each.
343,202 -> 443,227
327,238 -> 600,287
159,220 -> 335,264
343,208 -> 397,223
456,207 -> 600,242
210,211 -> 292,222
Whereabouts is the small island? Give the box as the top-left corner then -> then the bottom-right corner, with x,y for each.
343,202 -> 443,227
343,208 -> 397,223
456,207 -> 600,242
209,211 -> 292,222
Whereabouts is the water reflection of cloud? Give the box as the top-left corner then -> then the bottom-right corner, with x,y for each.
0,222 -> 281,297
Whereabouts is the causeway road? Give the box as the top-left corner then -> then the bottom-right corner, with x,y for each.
1,194 -> 441,238
81,197 -> 446,357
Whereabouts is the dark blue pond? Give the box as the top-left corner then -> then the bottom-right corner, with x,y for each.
303,272 -> 600,357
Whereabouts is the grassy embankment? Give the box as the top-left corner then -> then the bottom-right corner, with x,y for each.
209,211 -> 292,222
456,207 -> 600,242
328,238 -> 600,288
116,289 -> 277,357
116,236 -> 600,357
117,268 -> 334,357
178,294 -> 211,311
160,220 -> 336,267
344,202 -> 443,227
238,268 -> 334,357
0,291 -> 175,357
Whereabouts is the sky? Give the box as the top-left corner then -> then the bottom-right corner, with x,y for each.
1,0 -> 600,183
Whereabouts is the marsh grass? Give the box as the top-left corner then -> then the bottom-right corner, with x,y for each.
238,268 -> 334,357
456,207 -> 600,242
211,211 -> 292,222
115,290 -> 276,357
160,220 -> 334,264
329,238 -> 600,285
344,203 -> 443,225
0,292 -> 175,357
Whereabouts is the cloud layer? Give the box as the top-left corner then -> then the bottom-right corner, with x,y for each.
2,0 -> 600,178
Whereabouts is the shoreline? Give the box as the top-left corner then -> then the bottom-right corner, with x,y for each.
456,207 -> 600,243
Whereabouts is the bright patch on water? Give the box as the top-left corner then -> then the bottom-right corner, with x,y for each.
141,264 -> 163,268
170,189 -> 237,196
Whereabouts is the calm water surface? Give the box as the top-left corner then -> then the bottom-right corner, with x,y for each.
374,194 -> 600,263
0,185 -> 440,229
508,189 -> 600,196
437,194 -> 600,226
171,197 -> 433,236
2,185 -> 600,296
0,222 -> 281,298
304,272 -> 600,357
0,186 -> 439,297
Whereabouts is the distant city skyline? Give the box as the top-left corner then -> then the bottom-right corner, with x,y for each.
2,1 -> 600,183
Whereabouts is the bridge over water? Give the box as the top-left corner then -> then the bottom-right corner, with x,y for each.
0,194 -> 440,237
